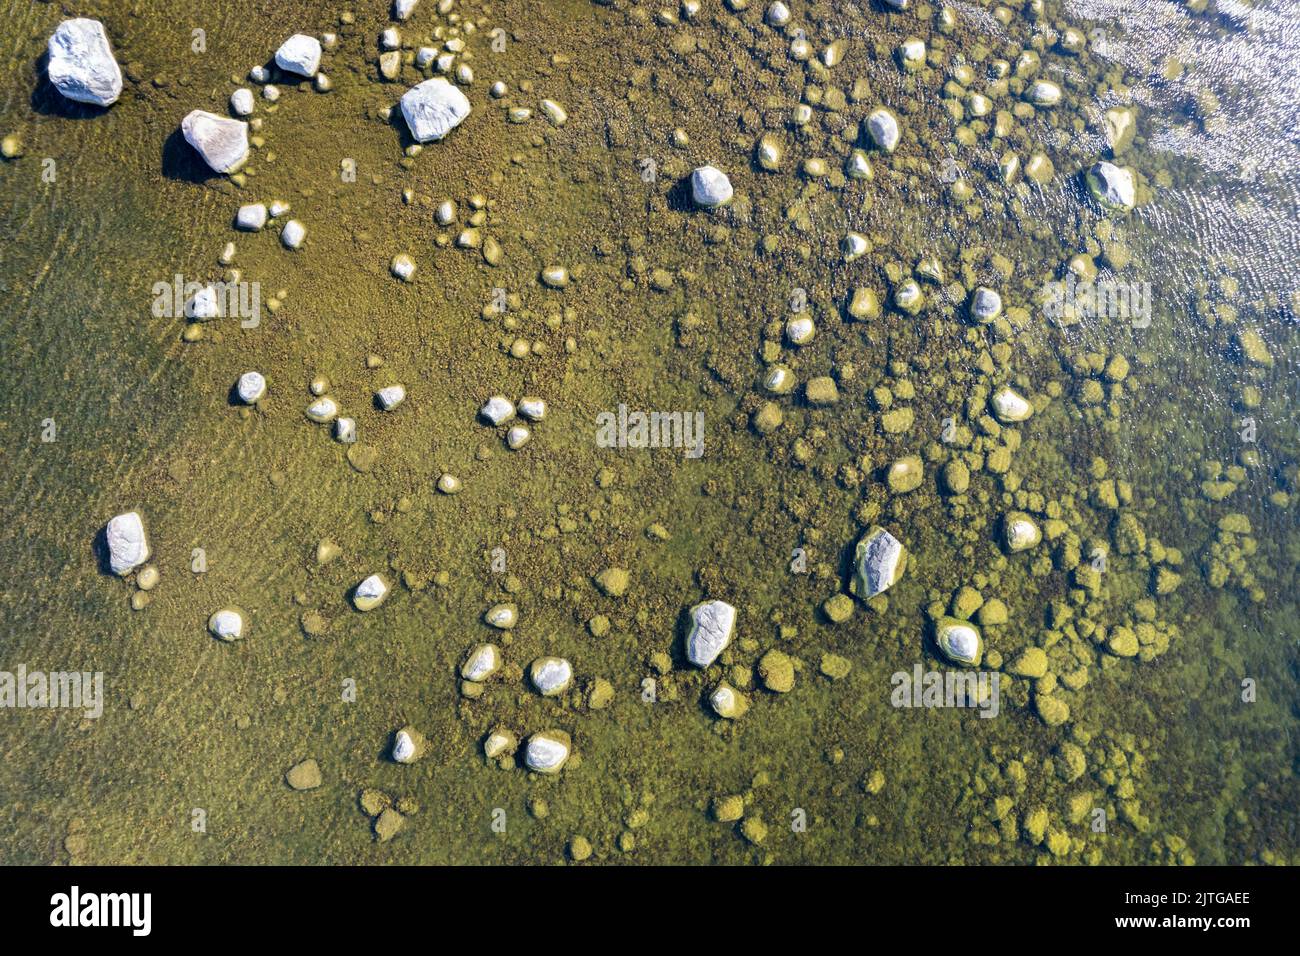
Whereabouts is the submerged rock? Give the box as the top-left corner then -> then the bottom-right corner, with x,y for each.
479,395 -> 515,425
400,77 -> 471,142
280,219 -> 305,250
685,599 -> 736,668
1086,161 -> 1136,211
275,35 -> 322,78
207,607 -> 246,641
285,758 -> 322,790
375,384 -> 406,410
105,511 -> 149,575
935,617 -> 983,665
865,107 -> 900,152
969,287 -> 1003,323
709,682 -> 748,719
390,725 -> 426,764
47,19 -> 123,107
230,88 -> 254,116
181,110 -> 249,174
352,574 -> 390,611
484,603 -> 517,629
305,396 -> 338,422
1003,512 -> 1043,552
524,730 -> 571,773
236,371 -> 266,404
849,526 -> 906,600
690,165 -> 733,207
461,643 -> 501,682
235,203 -> 267,231
990,385 -> 1033,423
483,727 -> 517,760
529,657 -> 573,696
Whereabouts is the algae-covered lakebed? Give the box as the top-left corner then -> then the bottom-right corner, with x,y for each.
0,0 -> 1296,867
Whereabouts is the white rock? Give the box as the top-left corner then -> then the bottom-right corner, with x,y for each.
391,729 -> 420,763
936,618 -> 982,665
866,107 -> 900,152
897,38 -> 926,69
524,731 -> 571,774
435,199 -> 457,225
540,99 -> 567,126
230,88 -> 255,116
381,28 -> 401,50
484,603 -> 517,629
845,149 -> 873,180
47,19 -> 123,107
842,231 -> 870,262
785,315 -> 815,345
236,371 -> 266,403
394,0 -> 419,21
1026,79 -> 1062,107
185,285 -> 219,320
262,84 -> 281,102
685,599 -> 736,668
391,253 -> 416,281
1004,512 -> 1043,552
461,643 -> 501,682
483,728 -> 516,759
334,417 -> 356,443
352,574 -> 390,611
181,110 -> 249,174
208,607 -> 245,641
275,34 -> 322,78
518,397 -> 547,421
105,511 -> 149,575
505,425 -> 530,449
480,395 -> 515,425
690,165 -> 733,208
400,77 -> 472,142
249,66 -> 269,83
529,657 -> 573,696
281,219 -> 306,249
850,526 -> 906,600
970,286 -> 1003,323
990,385 -> 1033,423
305,396 -> 338,423
765,2 -> 791,27
376,384 -> 406,410
709,684 -> 745,719
416,46 -> 437,68
268,200 -> 291,218
1087,161 -> 1136,211
235,203 -> 267,231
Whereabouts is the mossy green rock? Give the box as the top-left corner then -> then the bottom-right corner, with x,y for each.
758,649 -> 795,693
1007,646 -> 1048,678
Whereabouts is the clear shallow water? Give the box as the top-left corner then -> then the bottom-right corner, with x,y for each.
0,0 -> 1296,864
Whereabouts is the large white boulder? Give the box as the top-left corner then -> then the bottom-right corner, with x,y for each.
47,19 -> 123,107
1086,161 -> 1135,211
685,600 -> 736,668
529,657 -> 573,697
524,731 -> 571,774
850,526 -> 906,600
690,165 -> 733,208
400,78 -> 471,142
181,110 -> 249,174
105,512 -> 149,575
275,35 -> 322,78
